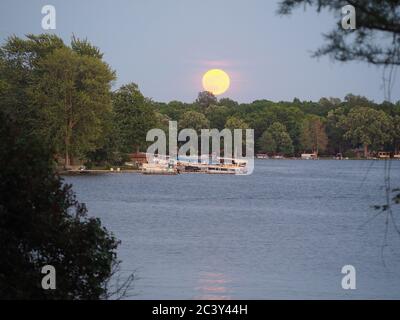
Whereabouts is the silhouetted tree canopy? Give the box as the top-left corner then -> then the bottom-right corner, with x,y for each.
278,0 -> 400,66
196,91 -> 218,109
0,112 -> 121,299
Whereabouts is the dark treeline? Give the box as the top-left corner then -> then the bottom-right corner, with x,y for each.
0,34 -> 135,299
1,34 -> 400,170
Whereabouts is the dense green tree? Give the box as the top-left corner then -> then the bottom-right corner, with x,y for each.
0,34 -> 115,167
392,115 -> 400,152
377,100 -> 400,116
196,91 -> 217,109
258,122 -> 293,155
344,94 -> 375,109
32,47 -> 115,167
154,111 -> 171,132
247,110 -> 273,143
339,107 -> 393,157
319,97 -> 341,108
0,112 -> 124,299
160,100 -> 190,120
258,131 -> 276,154
224,117 -> 250,155
263,105 -> 304,152
300,115 -> 329,154
0,34 -> 65,134
84,111 -> 127,167
225,116 -> 249,130
218,97 -> 239,109
205,104 -> 231,130
326,107 -> 348,154
113,83 -> 157,153
71,35 -> 103,59
180,110 -> 210,132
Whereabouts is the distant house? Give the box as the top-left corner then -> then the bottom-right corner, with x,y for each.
301,153 -> 318,160
377,151 -> 391,159
129,152 -> 148,166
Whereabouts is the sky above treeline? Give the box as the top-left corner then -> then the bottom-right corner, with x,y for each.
1,0 -> 398,103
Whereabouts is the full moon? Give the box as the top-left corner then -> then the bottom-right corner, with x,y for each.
202,69 -> 230,95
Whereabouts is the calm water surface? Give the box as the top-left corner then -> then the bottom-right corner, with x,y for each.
65,160 -> 400,299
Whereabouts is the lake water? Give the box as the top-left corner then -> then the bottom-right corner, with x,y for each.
65,160 -> 400,299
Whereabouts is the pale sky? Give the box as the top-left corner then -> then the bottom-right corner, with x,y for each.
0,0 -> 398,103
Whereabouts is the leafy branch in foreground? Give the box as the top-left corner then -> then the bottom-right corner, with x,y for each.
0,112 -> 133,299
278,0 -> 400,66
277,0 -> 400,259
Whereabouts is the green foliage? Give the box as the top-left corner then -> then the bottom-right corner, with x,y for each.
196,91 -> 217,109
205,104 -> 231,130
258,131 -> 276,154
326,107 -> 348,153
0,34 -> 115,167
32,47 -> 115,166
157,100 -> 198,120
344,94 -> 375,109
392,115 -> 400,151
0,112 -> 120,299
258,122 -> 293,155
339,107 -> 393,156
218,97 -> 239,109
113,83 -> 157,153
180,110 -> 210,132
225,116 -> 249,130
300,115 -> 328,153
0,34 -> 65,134
71,34 -> 103,59
149,91 -> 400,156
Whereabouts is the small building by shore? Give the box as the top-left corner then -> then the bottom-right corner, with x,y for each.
301,153 -> 318,160
129,152 -> 148,166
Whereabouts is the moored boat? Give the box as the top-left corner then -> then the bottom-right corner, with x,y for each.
141,159 -> 177,175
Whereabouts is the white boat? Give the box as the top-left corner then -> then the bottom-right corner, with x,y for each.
211,157 -> 249,175
142,157 -> 177,175
206,165 -> 247,175
301,153 -> 318,160
142,154 -> 249,175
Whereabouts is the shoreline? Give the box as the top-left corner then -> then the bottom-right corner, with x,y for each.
59,169 -> 141,176
58,158 -> 399,176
